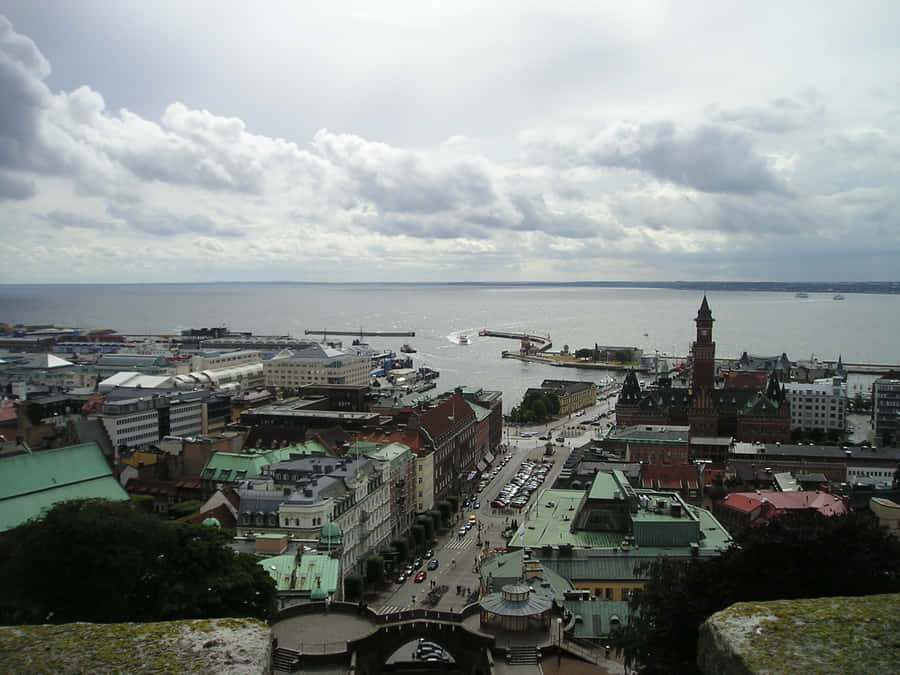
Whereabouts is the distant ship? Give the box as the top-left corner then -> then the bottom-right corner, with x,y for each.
458,335 -> 470,345
400,344 -> 417,353
795,292 -> 809,298
833,294 -> 845,300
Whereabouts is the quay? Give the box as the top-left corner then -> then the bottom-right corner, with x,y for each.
305,329 -> 415,337
502,351 -> 651,372
478,329 -> 553,352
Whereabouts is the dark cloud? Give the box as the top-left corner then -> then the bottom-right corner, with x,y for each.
507,193 -> 619,240
583,122 -> 788,195
43,209 -> 117,231
106,204 -> 245,238
0,169 -> 35,200
0,15 -> 50,169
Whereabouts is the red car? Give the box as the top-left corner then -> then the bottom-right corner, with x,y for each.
414,570 -> 427,583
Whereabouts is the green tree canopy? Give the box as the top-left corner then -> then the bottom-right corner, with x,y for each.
611,510 -> 900,674
365,556 -> 384,586
0,499 -> 277,625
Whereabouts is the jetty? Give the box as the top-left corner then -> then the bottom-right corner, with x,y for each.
305,329 -> 415,337
478,329 -> 553,353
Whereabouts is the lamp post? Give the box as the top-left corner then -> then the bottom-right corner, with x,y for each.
557,617 -> 563,665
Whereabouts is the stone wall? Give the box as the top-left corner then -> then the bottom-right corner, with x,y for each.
0,617 -> 271,674
698,593 -> 899,674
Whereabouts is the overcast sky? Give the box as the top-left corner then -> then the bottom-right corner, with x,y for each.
1,1 -> 899,283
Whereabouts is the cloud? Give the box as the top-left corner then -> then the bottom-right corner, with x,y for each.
0,169 -> 35,200
0,15 -> 51,169
106,204 -> 245,238
707,92 -> 827,133
42,209 -> 118,231
586,122 -> 788,195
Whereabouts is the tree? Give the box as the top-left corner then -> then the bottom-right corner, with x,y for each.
167,499 -> 204,520
411,524 -> 425,551
427,509 -> 442,536
610,511 -> 900,674
365,556 -> 385,587
438,501 -> 452,526
344,574 -> 363,601
447,495 -> 459,514
574,348 -> 593,360
0,499 -> 277,626
417,516 -> 434,543
390,538 -> 409,562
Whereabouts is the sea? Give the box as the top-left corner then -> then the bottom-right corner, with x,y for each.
1,283 -> 898,406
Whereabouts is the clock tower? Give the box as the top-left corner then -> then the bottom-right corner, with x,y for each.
691,296 -> 715,391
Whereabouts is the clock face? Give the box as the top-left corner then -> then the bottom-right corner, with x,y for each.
701,329 -> 709,336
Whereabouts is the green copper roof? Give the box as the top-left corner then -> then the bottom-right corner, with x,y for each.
466,401 -> 491,422
0,442 -> 129,532
201,446 -> 304,481
259,553 -> 339,594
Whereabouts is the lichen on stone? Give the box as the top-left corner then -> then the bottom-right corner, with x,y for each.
0,618 -> 272,674
698,593 -> 900,675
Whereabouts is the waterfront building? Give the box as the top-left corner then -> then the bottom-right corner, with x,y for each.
783,377 -> 848,436
263,344 -> 369,388
529,379 -> 597,415
872,372 -> 900,447
190,349 -> 262,372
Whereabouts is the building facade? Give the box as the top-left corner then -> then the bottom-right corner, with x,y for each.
872,373 -> 900,447
783,377 -> 847,435
263,344 -> 370,388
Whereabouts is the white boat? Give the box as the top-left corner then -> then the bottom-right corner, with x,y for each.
833,294 -> 845,300
458,335 -> 470,344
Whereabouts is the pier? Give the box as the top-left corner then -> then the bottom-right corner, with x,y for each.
478,329 -> 553,353
305,329 -> 415,337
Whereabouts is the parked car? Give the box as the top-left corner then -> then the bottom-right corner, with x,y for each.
396,573 -> 407,584
424,549 -> 433,558
413,558 -> 423,569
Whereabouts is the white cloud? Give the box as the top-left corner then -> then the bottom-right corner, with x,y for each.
0,6 -> 899,283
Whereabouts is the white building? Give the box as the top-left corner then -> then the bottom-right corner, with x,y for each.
190,350 -> 262,372
264,344 -> 370,388
237,455 -> 392,577
783,377 -> 847,435
99,392 -> 205,449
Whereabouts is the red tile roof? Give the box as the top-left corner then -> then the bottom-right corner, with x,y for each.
419,394 -> 475,443
717,490 -> 848,519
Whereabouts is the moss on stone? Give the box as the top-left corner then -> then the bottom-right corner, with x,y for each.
698,593 -> 900,675
0,618 -> 271,674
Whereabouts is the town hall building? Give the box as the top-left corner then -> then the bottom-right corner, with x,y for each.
616,297 -> 790,466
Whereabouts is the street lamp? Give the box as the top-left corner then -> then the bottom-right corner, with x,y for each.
556,617 -> 563,665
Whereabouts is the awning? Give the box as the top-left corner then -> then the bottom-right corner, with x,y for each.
476,460 -> 488,472
484,452 -> 495,463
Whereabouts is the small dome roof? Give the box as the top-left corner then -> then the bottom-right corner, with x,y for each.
320,521 -> 342,539
202,517 -> 221,527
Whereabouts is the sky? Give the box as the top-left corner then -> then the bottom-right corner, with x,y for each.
1,1 -> 899,284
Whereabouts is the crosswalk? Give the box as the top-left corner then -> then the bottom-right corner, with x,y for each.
377,604 -> 411,615
445,534 -> 475,550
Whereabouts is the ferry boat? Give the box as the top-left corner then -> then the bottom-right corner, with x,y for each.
458,335 -> 470,345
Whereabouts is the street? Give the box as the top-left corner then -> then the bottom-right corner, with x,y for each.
373,388 -> 618,614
